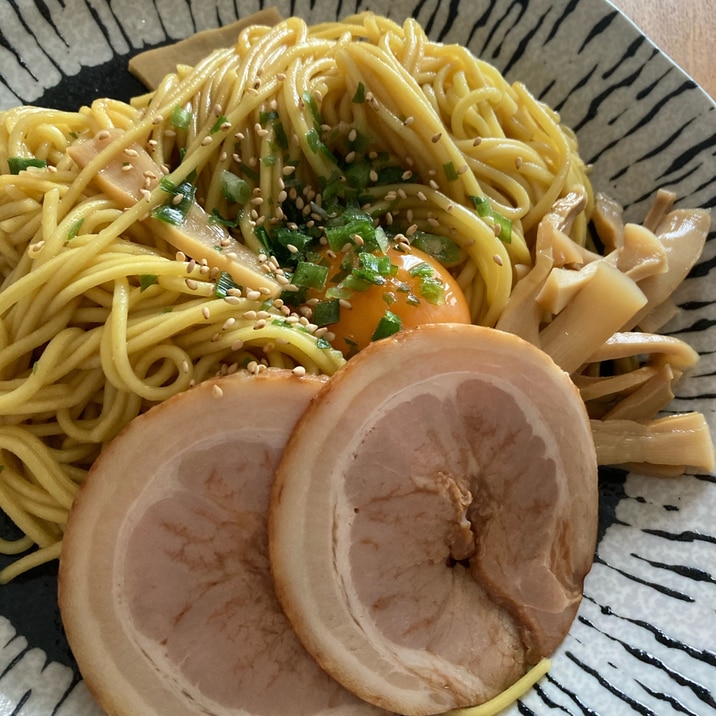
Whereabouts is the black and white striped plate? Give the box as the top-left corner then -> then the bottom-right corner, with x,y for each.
0,1 -> 714,714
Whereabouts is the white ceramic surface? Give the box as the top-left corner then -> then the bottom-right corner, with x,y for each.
0,1 -> 714,714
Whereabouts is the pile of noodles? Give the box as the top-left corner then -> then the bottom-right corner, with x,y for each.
0,11 -> 704,585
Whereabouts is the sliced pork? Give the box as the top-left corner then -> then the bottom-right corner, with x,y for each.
59,370 -> 388,716
269,324 -> 599,716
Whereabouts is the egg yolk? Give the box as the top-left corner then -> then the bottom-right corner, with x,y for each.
312,245 -> 471,356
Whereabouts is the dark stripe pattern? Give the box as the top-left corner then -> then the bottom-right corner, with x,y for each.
0,0 -> 714,713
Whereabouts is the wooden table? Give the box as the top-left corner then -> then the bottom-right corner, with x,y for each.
610,0 -> 715,100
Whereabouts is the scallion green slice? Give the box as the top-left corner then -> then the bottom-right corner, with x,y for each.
8,157 -> 47,174
292,261 -> 328,290
170,105 -> 192,129
371,310 -> 402,341
220,170 -> 250,204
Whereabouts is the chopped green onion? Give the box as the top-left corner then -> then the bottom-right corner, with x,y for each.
408,261 -> 434,278
220,170 -> 250,204
352,82 -> 366,104
352,268 -> 386,286
273,121 -> 289,150
469,195 -> 512,243
371,310 -> 402,341
348,128 -> 370,153
139,274 -> 158,292
419,276 -> 445,304
410,231 -> 463,267
469,195 -> 492,217
210,115 -> 229,134
359,252 -> 392,276
443,161 -> 458,181
67,218 -> 84,241
292,261 -> 328,289
325,285 -> 353,300
209,208 -> 238,228
170,105 -> 192,129
492,211 -> 512,244
214,271 -> 241,299
259,110 -> 279,124
303,91 -> 323,128
344,161 -> 371,189
151,179 -> 196,226
341,273 -> 373,292
276,226 -> 314,253
406,294 -> 421,306
312,299 -> 341,327
253,224 -> 271,253
235,161 -> 259,183
306,127 -> 322,154
316,336 -> 332,349
376,164 -> 412,185
8,157 -> 47,174
260,154 -> 277,167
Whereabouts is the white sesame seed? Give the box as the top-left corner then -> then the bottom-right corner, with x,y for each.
292,365 -> 307,377
121,163 -> 133,172
243,310 -> 258,320
493,253 -> 504,266
202,307 -> 210,320
152,114 -> 164,125
172,193 -> 184,205
223,318 -> 236,330
339,298 -> 353,310
224,295 -> 242,305
201,136 -> 212,146
473,136 -> 482,147
231,339 -> 244,351
96,130 -> 110,140
212,384 -> 224,398
185,278 -> 199,290
246,289 -> 262,301
254,319 -> 267,330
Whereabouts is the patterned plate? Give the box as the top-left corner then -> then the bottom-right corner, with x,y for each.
0,0 -> 714,714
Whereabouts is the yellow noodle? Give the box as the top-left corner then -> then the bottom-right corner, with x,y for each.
0,12 -> 591,582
